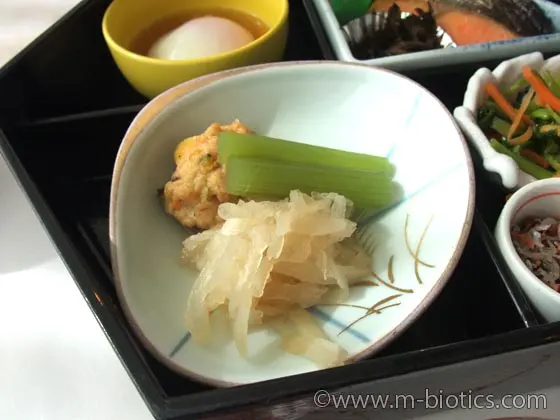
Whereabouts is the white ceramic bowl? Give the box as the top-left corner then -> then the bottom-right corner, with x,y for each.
109,61 -> 475,387
454,52 -> 560,190
310,0 -> 560,73
495,178 -> 560,322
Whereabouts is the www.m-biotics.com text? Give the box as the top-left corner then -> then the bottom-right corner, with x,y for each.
313,389 -> 547,410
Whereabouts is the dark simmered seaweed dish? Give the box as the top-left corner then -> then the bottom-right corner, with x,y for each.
343,3 -> 451,59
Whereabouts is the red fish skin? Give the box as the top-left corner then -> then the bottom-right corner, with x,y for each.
436,11 -> 519,45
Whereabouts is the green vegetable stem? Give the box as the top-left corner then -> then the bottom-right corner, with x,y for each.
225,156 -> 394,209
530,108 -> 554,121
490,139 -> 552,180
218,132 -> 393,175
490,117 -> 511,138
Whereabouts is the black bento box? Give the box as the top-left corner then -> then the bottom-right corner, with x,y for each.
1,0 -> 560,418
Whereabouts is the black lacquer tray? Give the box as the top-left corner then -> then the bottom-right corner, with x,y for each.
1,0 -> 560,419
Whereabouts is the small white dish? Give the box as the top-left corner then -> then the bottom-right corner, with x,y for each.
454,51 -> 560,190
495,177 -> 560,323
109,61 -> 475,387
310,0 -> 560,73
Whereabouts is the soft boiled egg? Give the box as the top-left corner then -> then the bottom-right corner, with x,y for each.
148,16 -> 255,60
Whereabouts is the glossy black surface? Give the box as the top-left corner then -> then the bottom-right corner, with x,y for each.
0,0 -> 559,418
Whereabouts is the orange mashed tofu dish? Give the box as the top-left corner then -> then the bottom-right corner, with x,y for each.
162,120 -> 252,229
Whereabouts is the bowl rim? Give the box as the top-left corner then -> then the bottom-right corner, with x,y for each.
101,0 -> 289,65
108,60 -> 476,387
495,177 -> 560,303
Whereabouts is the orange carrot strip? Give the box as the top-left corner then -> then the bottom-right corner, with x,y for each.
485,82 -> 532,125
508,88 -> 534,141
508,126 -> 533,145
520,149 -> 550,168
522,66 -> 560,113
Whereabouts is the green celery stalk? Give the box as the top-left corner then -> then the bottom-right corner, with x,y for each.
489,139 -> 552,179
545,154 -> 560,172
542,140 -> 560,172
540,71 -> 554,89
543,71 -> 560,97
491,117 -> 511,138
225,156 -> 394,209
549,108 -> 560,125
530,108 -> 553,121
217,132 -> 393,176
477,106 -> 496,130
505,77 -> 528,95
480,101 -> 510,122
525,100 -> 540,114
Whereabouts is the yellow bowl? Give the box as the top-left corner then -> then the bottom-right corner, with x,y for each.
102,0 -> 289,98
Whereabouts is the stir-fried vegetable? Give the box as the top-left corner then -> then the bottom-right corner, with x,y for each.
489,139 -> 552,179
484,82 -> 532,126
522,67 -> 560,113
477,65 -> 560,179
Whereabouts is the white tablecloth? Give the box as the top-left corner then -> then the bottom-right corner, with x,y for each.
0,5 -> 151,418
0,156 -> 153,420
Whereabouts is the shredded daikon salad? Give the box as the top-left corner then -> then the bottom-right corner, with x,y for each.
182,190 -> 373,368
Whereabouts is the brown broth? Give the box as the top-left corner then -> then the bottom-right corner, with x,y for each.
130,8 -> 270,57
